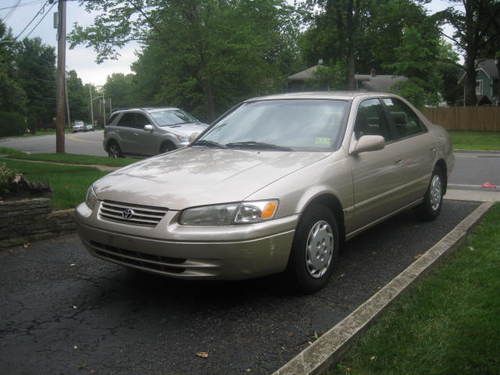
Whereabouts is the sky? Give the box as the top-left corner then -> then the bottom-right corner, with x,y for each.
0,0 -> 461,86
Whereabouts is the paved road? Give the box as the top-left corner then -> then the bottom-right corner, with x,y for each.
0,131 -> 106,156
449,151 -> 500,188
0,201 -> 478,375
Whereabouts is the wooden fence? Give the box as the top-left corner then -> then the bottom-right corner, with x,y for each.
421,107 -> 500,132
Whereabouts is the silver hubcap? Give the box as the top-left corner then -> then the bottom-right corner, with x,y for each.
305,220 -> 334,279
430,175 -> 442,211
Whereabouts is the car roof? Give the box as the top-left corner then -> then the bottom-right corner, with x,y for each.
245,91 -> 395,102
110,107 -> 179,115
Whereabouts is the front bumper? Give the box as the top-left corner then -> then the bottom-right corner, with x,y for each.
75,203 -> 297,280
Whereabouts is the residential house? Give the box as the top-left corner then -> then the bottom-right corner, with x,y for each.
459,59 -> 499,105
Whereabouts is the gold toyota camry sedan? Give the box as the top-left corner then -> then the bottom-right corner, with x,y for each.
76,92 -> 454,293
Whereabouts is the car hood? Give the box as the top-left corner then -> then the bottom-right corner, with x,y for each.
93,147 -> 330,210
160,122 -> 208,137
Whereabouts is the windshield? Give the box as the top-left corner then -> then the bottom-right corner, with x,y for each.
149,109 -> 199,127
196,99 -> 348,151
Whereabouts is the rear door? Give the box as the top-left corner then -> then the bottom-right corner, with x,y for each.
381,98 -> 435,205
114,113 -> 137,154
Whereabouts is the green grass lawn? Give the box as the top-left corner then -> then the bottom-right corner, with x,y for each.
0,146 -> 137,167
449,130 -> 500,151
2,159 -> 107,210
330,204 -> 500,375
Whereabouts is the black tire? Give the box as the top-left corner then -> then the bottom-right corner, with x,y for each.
160,141 -> 176,154
414,166 -> 445,221
285,204 -> 340,294
107,141 -> 122,158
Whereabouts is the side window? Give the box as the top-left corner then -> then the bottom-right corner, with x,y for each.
133,113 -> 150,129
116,113 -> 135,128
107,113 -> 118,125
382,98 -> 425,139
354,99 -> 391,140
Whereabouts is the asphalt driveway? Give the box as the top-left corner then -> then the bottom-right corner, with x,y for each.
0,200 -> 478,375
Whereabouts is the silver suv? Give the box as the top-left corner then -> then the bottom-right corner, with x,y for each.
103,107 -> 208,157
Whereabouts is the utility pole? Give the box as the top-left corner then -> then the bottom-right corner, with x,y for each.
102,97 -> 106,126
89,86 -> 94,125
55,0 -> 66,153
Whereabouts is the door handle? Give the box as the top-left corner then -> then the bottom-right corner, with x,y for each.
394,159 -> 404,165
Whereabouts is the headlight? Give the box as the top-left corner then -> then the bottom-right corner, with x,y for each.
175,134 -> 189,142
85,185 -> 98,210
179,200 -> 278,225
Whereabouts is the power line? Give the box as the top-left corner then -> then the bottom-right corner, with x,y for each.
23,1 -> 55,39
0,0 -> 43,12
14,0 -> 50,40
2,0 -> 21,21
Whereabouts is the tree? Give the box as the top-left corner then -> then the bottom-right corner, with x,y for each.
15,37 -> 56,132
67,70 -> 89,122
0,21 -> 26,116
103,73 -> 135,109
442,0 -> 500,105
301,0 -> 438,89
71,0 -> 301,120
386,26 -> 442,107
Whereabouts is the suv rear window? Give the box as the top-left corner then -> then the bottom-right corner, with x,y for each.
116,113 -> 135,128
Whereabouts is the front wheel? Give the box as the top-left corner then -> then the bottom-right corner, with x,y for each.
414,167 -> 444,221
159,141 -> 176,154
285,205 -> 340,294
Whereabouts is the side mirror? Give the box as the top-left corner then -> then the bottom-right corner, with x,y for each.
144,124 -> 154,132
351,135 -> 385,154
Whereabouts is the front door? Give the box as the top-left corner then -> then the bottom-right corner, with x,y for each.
127,113 -> 159,156
349,98 -> 403,231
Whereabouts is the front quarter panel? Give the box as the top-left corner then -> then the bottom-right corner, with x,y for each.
245,152 -> 354,232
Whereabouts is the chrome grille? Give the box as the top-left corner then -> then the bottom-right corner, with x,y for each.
99,200 -> 167,227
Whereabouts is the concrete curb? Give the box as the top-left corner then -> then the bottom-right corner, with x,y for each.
272,202 -> 493,375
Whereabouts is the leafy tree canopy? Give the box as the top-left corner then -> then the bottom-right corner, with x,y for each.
71,0 -> 302,120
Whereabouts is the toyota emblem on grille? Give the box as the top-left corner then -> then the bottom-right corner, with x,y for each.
122,208 -> 134,219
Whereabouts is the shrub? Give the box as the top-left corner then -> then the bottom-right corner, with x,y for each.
0,112 -> 27,137
0,162 -> 16,194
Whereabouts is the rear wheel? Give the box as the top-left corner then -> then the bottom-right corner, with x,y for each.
107,141 -> 122,158
414,166 -> 444,221
285,204 -> 340,294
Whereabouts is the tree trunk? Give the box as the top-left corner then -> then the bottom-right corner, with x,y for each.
203,79 -> 215,121
463,0 -> 477,106
464,55 -> 477,106
346,0 -> 356,90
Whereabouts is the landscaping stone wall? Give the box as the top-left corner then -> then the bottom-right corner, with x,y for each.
0,198 -> 76,248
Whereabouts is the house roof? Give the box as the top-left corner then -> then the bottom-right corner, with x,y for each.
356,74 -> 407,91
287,65 -> 407,91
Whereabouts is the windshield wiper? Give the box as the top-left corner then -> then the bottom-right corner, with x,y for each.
192,139 -> 227,148
225,141 -> 292,151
